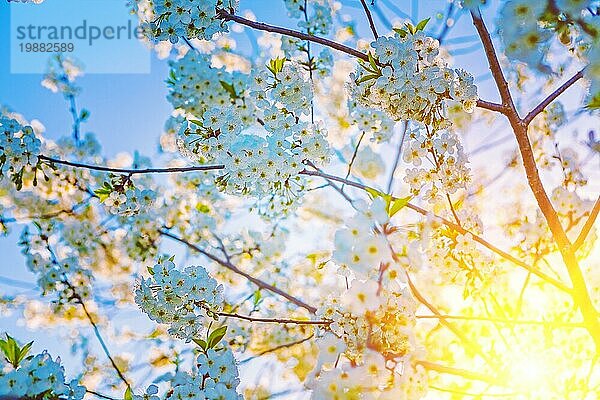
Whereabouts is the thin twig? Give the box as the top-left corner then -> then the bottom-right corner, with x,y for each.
343,131 -> 366,186
359,0 -> 379,39
217,10 -> 370,62
301,168 -> 571,293
407,274 -> 496,366
74,293 -> 131,389
416,314 -> 585,328
218,311 -> 330,325
572,196 -> 600,251
40,155 -> 224,174
159,229 -> 317,313
386,120 -> 408,193
240,334 -> 314,363
416,360 -> 500,385
523,69 -> 585,125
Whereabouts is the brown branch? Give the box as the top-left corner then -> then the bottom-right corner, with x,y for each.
218,311 -> 329,325
476,99 -> 507,114
470,9 -> 518,116
217,10 -> 370,62
386,120 -> 408,193
240,334 -> 314,363
73,293 -> 131,389
523,69 -> 585,125
359,0 -> 379,39
572,196 -> 600,251
40,155 -> 224,174
416,314 -> 586,328
416,360 -> 500,385
471,7 -> 600,350
301,169 -> 571,293
407,274 -> 496,366
159,229 -> 317,314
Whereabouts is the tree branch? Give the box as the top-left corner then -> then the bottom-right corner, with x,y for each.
217,10 -> 370,62
471,7 -> 600,350
416,360 -> 500,385
218,311 -> 329,325
573,196 -> 600,251
159,229 -> 317,313
476,99 -> 507,113
40,155 -> 224,174
523,69 -> 585,125
302,169 -> 571,293
359,0 -> 379,39
407,274 -> 496,367
73,292 -> 131,389
416,314 -> 585,328
470,9 -> 518,116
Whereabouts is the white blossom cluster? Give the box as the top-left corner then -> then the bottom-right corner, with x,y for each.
104,186 -> 156,217
350,31 -> 478,130
402,122 -> 471,203
283,0 -> 334,35
349,105 -> 396,143
497,0 -> 598,81
134,0 -> 238,44
147,346 -> 241,400
135,259 -> 224,341
332,199 -> 393,278
0,350 -> 85,399
0,118 -> 41,187
21,225 -> 92,301
41,55 -> 82,95
170,52 -> 330,207
312,199 -> 426,398
96,173 -> 157,217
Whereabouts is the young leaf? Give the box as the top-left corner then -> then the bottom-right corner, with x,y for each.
393,28 -> 407,38
219,80 -> 237,99
207,325 -> 227,349
267,57 -> 286,75
193,338 -> 207,350
368,52 -> 378,71
388,196 -> 411,217
416,17 -> 430,32
253,290 -> 262,307
365,187 -> 383,199
124,387 -> 133,400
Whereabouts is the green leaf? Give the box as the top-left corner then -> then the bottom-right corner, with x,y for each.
94,182 -> 113,202
356,73 -> 380,84
393,28 -> 407,38
252,290 -> 262,307
147,266 -> 155,275
219,80 -> 238,99
124,387 -> 133,400
365,186 -> 383,199
192,338 -> 207,350
207,325 -> 227,349
16,341 -> 33,365
0,335 -> 32,368
388,196 -> 411,217
267,57 -> 286,75
367,52 -> 378,71
416,17 -> 430,32
188,119 -> 204,127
